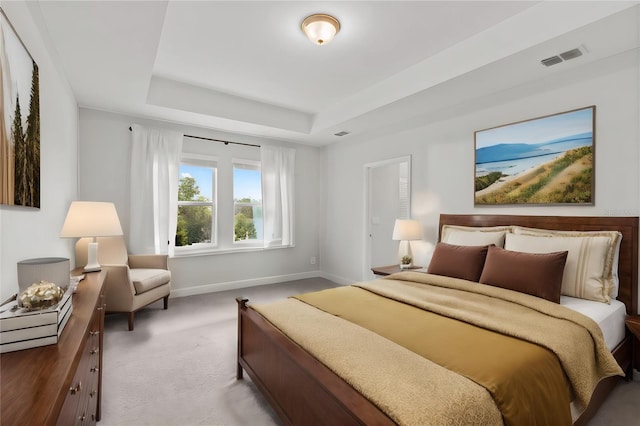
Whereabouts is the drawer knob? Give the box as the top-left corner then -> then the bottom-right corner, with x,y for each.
70,381 -> 82,395
90,348 -> 99,355
96,306 -> 104,311
90,390 -> 97,398
90,330 -> 100,336
91,366 -> 99,373
79,413 -> 86,422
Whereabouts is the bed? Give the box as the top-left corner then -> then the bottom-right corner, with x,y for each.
236,214 -> 638,425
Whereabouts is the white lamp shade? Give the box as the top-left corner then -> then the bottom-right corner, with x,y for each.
301,14 -> 340,45
60,201 -> 123,238
392,219 -> 422,241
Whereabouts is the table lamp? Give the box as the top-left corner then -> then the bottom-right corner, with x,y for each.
392,219 -> 422,268
60,201 -> 123,272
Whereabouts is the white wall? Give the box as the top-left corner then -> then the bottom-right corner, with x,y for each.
78,108 -> 322,296
321,48 -> 640,287
0,2 -> 78,302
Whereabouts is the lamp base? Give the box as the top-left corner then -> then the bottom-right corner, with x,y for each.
84,241 -> 102,273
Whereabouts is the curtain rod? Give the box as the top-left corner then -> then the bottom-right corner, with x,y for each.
128,127 -> 260,148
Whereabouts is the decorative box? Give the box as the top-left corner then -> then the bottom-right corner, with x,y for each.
0,291 -> 72,353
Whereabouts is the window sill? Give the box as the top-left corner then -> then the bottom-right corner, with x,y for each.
172,243 -> 293,258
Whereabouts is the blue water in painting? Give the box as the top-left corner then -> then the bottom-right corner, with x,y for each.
475,133 -> 592,177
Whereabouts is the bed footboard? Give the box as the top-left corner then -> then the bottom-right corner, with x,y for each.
236,297 -> 394,426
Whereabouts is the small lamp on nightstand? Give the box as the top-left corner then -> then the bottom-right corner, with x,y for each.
392,219 -> 422,269
60,201 -> 123,272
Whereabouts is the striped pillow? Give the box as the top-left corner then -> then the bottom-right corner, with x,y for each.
511,226 -> 622,298
504,232 -> 618,303
441,225 -> 511,248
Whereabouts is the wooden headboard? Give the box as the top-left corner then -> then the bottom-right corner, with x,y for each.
439,214 -> 639,315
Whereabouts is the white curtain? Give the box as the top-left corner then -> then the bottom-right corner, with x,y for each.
129,125 -> 183,255
261,145 -> 295,247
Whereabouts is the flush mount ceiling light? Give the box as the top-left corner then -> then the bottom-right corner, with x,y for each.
301,14 -> 340,45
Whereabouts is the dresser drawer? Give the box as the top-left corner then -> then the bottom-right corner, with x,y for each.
57,352 -> 88,425
56,288 -> 105,426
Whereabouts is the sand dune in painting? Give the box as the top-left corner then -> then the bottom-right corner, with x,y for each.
475,146 -> 592,205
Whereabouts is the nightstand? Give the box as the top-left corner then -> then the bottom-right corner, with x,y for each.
371,265 -> 423,276
625,315 -> 640,371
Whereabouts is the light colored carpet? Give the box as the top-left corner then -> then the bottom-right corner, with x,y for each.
100,278 -> 640,425
100,278 -> 338,425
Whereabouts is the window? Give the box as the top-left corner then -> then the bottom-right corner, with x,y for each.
173,144 -> 291,255
233,161 -> 262,243
176,157 -> 217,249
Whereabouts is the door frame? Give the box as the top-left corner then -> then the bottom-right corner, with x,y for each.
362,155 -> 411,281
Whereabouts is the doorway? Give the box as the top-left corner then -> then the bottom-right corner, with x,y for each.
363,156 -> 411,280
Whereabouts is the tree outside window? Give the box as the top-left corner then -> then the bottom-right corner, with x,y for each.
176,162 -> 215,247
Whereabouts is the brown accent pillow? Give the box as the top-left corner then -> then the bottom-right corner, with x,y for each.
479,246 -> 568,303
427,242 -> 490,282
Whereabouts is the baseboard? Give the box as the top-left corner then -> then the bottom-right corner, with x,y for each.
170,271 -> 323,298
318,271 -> 356,286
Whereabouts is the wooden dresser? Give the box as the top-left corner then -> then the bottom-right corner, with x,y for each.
1,270 -> 106,425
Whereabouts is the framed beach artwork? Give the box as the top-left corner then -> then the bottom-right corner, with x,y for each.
474,106 -> 595,206
0,8 -> 40,208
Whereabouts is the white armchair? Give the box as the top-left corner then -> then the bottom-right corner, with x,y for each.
76,236 -> 171,331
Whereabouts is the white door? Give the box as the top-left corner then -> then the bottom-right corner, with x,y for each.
364,157 -> 411,280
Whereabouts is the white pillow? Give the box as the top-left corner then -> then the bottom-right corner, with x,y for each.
511,226 -> 622,298
441,225 -> 510,248
504,233 -> 618,303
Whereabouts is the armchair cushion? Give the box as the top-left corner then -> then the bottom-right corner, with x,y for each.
130,269 -> 171,294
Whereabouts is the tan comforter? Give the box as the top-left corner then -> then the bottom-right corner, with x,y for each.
295,286 -> 570,425
252,272 -> 623,425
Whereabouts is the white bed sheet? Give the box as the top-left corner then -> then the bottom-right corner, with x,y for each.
560,295 -> 627,351
562,296 -> 626,422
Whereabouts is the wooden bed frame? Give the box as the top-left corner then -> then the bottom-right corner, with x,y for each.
237,214 -> 638,425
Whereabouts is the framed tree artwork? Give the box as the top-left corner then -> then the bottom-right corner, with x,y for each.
474,106 -> 594,206
1,8 -> 40,208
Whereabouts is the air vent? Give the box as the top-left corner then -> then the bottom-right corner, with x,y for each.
541,47 -> 585,67
334,131 -> 350,137
559,48 -> 583,61
541,55 -> 563,67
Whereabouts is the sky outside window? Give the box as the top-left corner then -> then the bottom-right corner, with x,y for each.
234,168 -> 261,201
180,164 -> 212,200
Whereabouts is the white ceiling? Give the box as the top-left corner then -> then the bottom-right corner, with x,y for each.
29,1 -> 640,146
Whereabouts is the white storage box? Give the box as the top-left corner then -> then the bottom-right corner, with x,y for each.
0,292 -> 73,353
